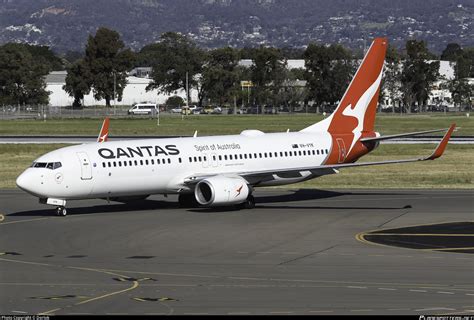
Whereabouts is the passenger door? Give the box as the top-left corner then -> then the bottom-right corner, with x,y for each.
76,152 -> 93,180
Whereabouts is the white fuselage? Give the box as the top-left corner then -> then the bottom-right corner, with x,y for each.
16,130 -> 334,201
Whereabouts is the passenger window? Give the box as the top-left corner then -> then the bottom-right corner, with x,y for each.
113,162 -> 117,167
108,162 -> 111,168
219,155 -> 222,161
145,160 -> 149,165
134,160 -> 138,166
118,161 -> 122,167
157,159 -> 161,164
189,157 -> 192,162
102,163 -> 106,168
179,158 -> 182,163
198,156 -> 202,162
303,151 -> 306,156
140,160 -> 143,166
230,155 -> 233,160
244,154 -> 247,159
326,149 -> 329,154
285,152 -> 288,157
194,156 -> 197,162
167,159 -> 171,164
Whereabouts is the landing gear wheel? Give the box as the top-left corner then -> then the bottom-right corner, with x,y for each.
241,195 -> 255,209
56,206 -> 67,217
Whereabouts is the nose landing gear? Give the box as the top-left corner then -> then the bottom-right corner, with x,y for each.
56,206 -> 67,216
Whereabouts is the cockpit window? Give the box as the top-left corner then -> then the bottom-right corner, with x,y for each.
32,162 -> 47,168
31,162 -> 62,170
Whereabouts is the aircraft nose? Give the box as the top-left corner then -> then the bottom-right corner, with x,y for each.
16,171 -> 35,194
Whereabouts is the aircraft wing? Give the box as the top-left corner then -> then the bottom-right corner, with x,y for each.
184,124 -> 455,186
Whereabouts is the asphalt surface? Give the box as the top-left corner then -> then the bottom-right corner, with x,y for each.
0,189 -> 473,315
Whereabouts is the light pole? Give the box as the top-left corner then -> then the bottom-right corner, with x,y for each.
113,72 -> 116,116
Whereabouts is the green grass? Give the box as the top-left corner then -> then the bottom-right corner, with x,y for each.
0,144 -> 69,189
1,143 -> 472,189
0,113 -> 473,136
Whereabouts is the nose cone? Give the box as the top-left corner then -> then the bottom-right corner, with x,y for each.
16,170 -> 35,195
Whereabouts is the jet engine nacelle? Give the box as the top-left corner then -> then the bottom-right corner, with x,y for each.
195,175 -> 250,207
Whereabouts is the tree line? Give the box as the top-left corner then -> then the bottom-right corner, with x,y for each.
0,27 -> 472,111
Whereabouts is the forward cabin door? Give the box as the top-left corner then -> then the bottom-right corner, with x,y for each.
336,138 -> 347,163
77,152 -> 93,180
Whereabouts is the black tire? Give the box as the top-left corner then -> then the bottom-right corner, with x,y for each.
240,195 -> 255,210
56,207 -> 67,216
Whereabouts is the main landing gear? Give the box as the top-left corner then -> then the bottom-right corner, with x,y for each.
56,206 -> 67,216
239,195 -> 256,210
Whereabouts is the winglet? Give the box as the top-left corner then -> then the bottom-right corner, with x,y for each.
97,117 -> 110,143
426,123 -> 456,160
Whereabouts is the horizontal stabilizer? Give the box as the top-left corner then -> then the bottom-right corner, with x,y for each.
360,127 -> 453,142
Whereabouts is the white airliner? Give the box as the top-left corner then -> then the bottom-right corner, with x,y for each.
16,38 -> 455,216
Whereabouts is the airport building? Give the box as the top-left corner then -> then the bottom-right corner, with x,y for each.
46,60 -> 457,109
45,70 -> 199,107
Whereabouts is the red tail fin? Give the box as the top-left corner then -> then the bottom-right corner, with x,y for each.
97,117 -> 109,143
301,38 -> 387,134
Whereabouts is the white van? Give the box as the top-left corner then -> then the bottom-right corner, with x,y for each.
127,103 -> 158,115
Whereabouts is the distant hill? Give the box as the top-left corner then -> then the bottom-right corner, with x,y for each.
0,0 -> 472,54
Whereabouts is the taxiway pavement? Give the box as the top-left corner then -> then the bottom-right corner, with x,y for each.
0,189 -> 473,315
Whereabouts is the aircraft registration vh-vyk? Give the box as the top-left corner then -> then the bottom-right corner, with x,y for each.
16,38 -> 456,216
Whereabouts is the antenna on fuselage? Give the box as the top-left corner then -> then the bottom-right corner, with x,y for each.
193,131 -> 198,138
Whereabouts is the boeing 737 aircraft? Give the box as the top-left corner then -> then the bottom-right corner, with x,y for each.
16,38 -> 456,216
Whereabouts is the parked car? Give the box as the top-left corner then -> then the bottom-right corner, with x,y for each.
201,106 -> 215,114
211,107 -> 223,114
193,107 -> 203,114
128,103 -> 158,115
170,107 -> 182,113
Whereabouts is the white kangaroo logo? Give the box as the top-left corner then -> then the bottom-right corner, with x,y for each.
341,70 -> 383,156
